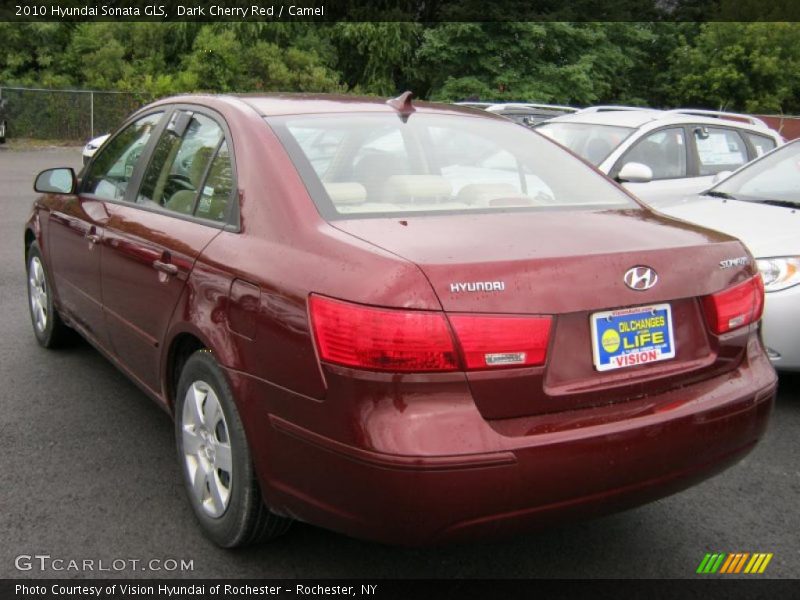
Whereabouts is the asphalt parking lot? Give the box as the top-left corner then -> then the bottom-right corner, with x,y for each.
1,146 -> 798,579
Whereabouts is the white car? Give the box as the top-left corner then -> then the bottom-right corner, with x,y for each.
82,133 -> 109,165
649,139 -> 800,371
536,107 -> 784,203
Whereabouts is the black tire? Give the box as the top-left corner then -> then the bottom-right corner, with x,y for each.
175,349 -> 291,547
26,242 -> 72,348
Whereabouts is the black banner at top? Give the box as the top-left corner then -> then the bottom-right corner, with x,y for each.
2,0 -> 800,22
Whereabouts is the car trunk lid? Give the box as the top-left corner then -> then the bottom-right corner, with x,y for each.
331,208 -> 758,419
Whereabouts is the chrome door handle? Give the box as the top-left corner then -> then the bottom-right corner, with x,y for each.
153,260 -> 178,276
85,233 -> 101,244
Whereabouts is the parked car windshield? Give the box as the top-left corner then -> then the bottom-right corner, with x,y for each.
536,122 -> 635,165
711,141 -> 800,206
268,113 -> 637,218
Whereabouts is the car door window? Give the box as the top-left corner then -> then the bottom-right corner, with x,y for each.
620,128 -> 687,180
694,127 -> 748,175
82,112 -> 163,200
745,132 -> 777,158
194,141 -> 234,223
136,112 -> 224,214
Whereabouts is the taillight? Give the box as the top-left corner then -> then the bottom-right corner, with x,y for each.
702,275 -> 765,334
309,295 -> 553,372
448,314 -> 552,369
309,295 -> 458,372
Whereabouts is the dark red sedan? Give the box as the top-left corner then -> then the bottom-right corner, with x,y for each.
25,93 -> 776,546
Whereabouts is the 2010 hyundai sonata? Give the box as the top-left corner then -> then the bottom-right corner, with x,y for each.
25,92 -> 776,546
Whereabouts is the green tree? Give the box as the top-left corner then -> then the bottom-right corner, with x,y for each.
4,21 -> 800,116
0,23 -> 76,87
181,26 -> 342,94
329,22 -> 422,94
667,22 -> 800,113
182,28 -> 244,92
243,42 -> 343,92
416,23 -> 656,105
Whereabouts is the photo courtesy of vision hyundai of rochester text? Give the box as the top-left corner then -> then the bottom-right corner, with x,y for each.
25,93 -> 776,546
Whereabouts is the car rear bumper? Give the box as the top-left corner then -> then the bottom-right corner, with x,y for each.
227,337 -> 776,546
762,285 -> 800,371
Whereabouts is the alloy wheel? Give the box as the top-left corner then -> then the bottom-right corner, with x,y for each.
28,256 -> 48,332
181,380 -> 233,518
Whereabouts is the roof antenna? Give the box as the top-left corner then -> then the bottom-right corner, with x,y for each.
387,91 -> 415,122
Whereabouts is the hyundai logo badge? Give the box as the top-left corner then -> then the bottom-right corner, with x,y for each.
624,266 -> 658,291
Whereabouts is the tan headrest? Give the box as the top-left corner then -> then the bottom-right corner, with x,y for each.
382,175 -> 452,200
324,182 -> 367,205
456,183 -> 520,205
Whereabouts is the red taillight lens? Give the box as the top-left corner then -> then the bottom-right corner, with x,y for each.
310,295 -> 553,373
702,275 -> 765,334
309,295 -> 458,372
448,314 -> 552,369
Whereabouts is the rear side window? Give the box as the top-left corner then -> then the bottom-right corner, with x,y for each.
270,113 -> 637,219
694,127 -> 748,175
82,112 -> 163,200
195,141 -> 234,223
745,132 -> 777,158
137,112 -> 224,214
618,128 -> 687,180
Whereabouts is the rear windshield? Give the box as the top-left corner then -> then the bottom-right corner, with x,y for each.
267,113 -> 637,219
536,122 -> 634,166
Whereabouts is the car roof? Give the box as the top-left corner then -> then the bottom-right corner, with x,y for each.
486,104 -> 577,116
545,109 -> 662,128
150,93 -> 505,120
543,108 -> 778,135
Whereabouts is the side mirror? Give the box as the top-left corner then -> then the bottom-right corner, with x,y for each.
711,170 -> 732,184
34,168 -> 77,194
617,162 -> 653,184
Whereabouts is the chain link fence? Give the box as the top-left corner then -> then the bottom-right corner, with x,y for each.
0,86 -> 155,142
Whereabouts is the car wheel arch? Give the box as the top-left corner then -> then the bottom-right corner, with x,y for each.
25,209 -> 45,259
25,225 -> 66,316
24,228 -> 35,259
164,331 -> 210,414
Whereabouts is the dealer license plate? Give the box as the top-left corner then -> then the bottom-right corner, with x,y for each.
590,303 -> 676,372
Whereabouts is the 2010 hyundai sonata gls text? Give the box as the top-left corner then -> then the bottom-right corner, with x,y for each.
25,93 -> 776,547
